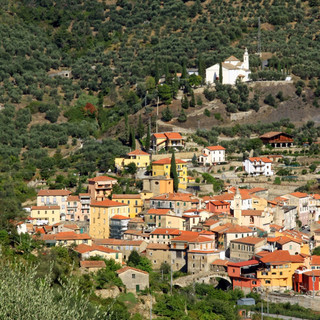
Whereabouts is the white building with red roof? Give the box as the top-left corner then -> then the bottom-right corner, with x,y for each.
243,157 -> 274,176
198,145 -> 226,166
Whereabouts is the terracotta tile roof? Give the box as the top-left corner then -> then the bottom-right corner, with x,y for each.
42,231 -> 91,241
248,157 -> 272,163
231,236 -> 265,245
171,234 -> 213,243
164,132 -> 183,140
80,260 -> 106,268
199,230 -> 214,235
67,195 -> 79,201
127,149 -> 149,156
211,259 -> 229,266
241,210 -> 263,216
259,131 -> 282,138
88,176 -> 117,182
35,227 -> 45,234
260,250 -> 304,265
303,270 -> 320,277
276,236 -> 302,245
153,133 -> 166,139
116,266 -> 149,275
75,244 -> 119,254
150,228 -> 180,235
270,224 -> 283,231
37,189 -> 71,196
111,215 -> 130,220
312,194 -> 320,200
112,194 -> 141,199
206,145 -> 225,151
91,199 -> 127,207
94,239 -> 144,246
203,219 -> 220,227
228,259 -> 260,267
151,193 -> 196,202
31,205 -> 60,210
201,153 -> 208,157
224,225 -> 253,234
247,187 -> 268,194
147,209 -> 171,215
64,224 -> 80,230
152,158 -> 186,165
311,256 -> 320,265
188,250 -> 219,254
289,192 -> 309,198
255,250 -> 272,258
79,193 -> 90,196
225,55 -> 240,62
146,243 -> 170,250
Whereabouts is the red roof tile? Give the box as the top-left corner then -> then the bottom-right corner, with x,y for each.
116,266 -> 149,275
228,260 -> 260,267
37,189 -> 71,196
147,209 -> 171,215
75,244 -> 119,254
42,231 -> 91,241
164,132 -> 183,140
127,149 -> 149,156
67,195 -> 79,201
88,176 -> 117,182
311,256 -> 320,265
289,192 -> 309,198
111,215 -> 130,220
260,250 -> 304,264
150,228 -> 180,235
241,210 -> 263,216
91,199 -> 127,207
211,259 -> 229,266
248,157 -> 272,163
152,158 -> 186,165
231,236 -> 265,245
153,133 -> 166,139
94,239 -> 144,246
206,145 -> 225,151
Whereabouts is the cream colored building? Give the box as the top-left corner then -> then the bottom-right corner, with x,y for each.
116,266 -> 149,293
31,205 -> 60,224
88,176 -> 117,201
146,243 -> 171,270
230,236 -> 266,261
37,189 -> 71,221
89,199 -> 129,239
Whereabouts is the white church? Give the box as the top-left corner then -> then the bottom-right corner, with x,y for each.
205,48 -> 251,85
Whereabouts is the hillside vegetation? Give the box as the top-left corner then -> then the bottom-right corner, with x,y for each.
1,0 -> 320,216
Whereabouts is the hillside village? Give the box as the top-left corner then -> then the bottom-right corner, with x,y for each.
18,128 -> 320,304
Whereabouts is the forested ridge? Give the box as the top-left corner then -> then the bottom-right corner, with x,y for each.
0,0 -> 318,218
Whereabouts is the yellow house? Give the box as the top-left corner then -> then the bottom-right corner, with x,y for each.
151,132 -> 185,152
152,157 -> 187,189
89,199 -> 129,239
142,176 -> 173,196
155,214 -> 185,230
251,195 -> 268,211
112,194 -> 143,218
115,149 -> 150,169
31,205 -> 60,224
257,250 -> 306,291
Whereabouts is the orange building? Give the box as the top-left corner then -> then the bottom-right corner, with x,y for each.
88,176 -> 117,201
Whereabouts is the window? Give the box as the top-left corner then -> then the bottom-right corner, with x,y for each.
265,280 -> 271,284
280,272 -> 283,275
252,281 -> 256,285
150,252 -> 152,256
153,260 -> 156,264
132,274 -> 135,279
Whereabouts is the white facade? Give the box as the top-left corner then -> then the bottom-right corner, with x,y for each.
198,146 -> 225,166
206,49 -> 251,85
243,157 -> 274,176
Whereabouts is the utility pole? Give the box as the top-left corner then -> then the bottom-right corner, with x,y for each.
261,301 -> 263,320
313,271 -> 315,299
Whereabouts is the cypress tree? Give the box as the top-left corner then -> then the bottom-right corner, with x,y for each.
189,90 -> 196,107
124,113 -> 129,143
145,124 -> 151,151
198,55 -> 206,82
130,127 -> 136,150
137,115 -> 144,139
182,94 -> 189,109
170,151 -> 179,192
155,57 -> 160,85
219,62 -> 223,83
